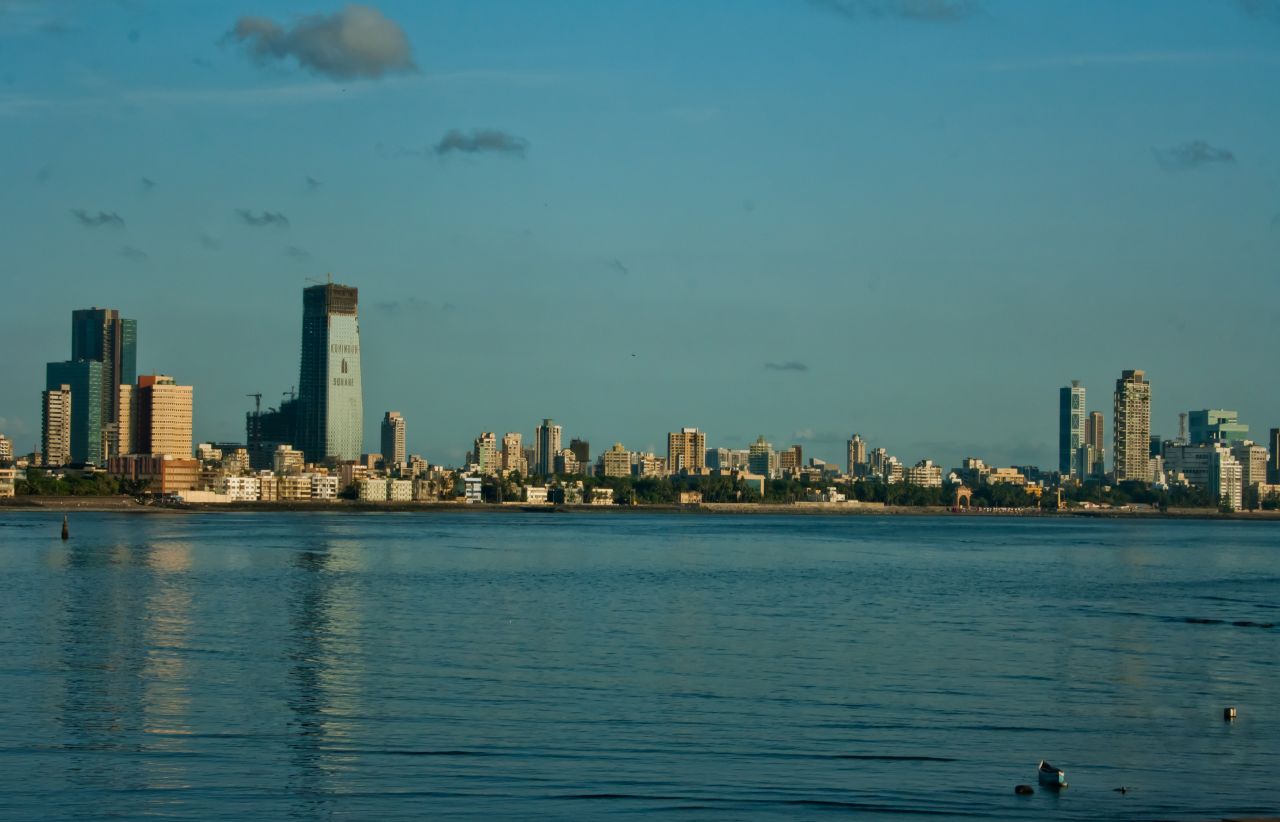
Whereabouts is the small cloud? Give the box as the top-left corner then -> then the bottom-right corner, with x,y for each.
140,176 -> 155,192
434,128 -> 529,157
610,258 -> 630,277
39,19 -> 74,35
199,232 -> 221,250
808,0 -> 981,22
70,209 -> 124,228
225,5 -> 417,81
375,297 -> 455,315
235,208 -> 289,228
1237,0 -> 1280,19
35,164 -> 53,183
1154,140 -> 1236,170
765,361 -> 810,372
285,245 -> 311,260
119,246 -> 148,261
305,175 -> 322,190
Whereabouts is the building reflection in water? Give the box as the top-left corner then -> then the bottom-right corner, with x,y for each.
286,530 -> 365,820
55,535 -> 194,814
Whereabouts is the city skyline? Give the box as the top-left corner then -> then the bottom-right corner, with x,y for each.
2,2 -> 1279,468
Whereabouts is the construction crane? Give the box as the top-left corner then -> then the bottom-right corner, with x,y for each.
246,393 -> 262,415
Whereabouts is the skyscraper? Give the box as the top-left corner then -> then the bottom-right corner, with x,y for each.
41,384 -> 72,466
534,419 -> 561,476
1113,369 -> 1151,483
1085,411 -> 1105,477
133,375 -> 193,456
473,432 -> 499,474
569,438 -> 591,466
1188,410 -> 1249,446
71,308 -> 136,454
1059,380 -> 1086,477
847,434 -> 867,477
502,432 -> 525,474
667,427 -> 707,475
45,360 -> 103,464
381,411 -> 406,467
297,282 -> 363,464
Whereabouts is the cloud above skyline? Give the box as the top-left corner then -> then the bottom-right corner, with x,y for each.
227,4 -> 416,81
70,209 -> 124,228
807,0 -> 981,22
765,361 -> 810,372
434,128 -> 529,157
1236,0 -> 1280,19
235,209 -> 290,228
119,246 -> 148,261
1154,140 -> 1237,170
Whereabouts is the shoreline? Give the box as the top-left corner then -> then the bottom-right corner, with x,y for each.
2,496 -> 1278,521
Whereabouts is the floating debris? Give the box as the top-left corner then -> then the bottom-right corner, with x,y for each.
1224,706 -> 1237,721
61,515 -> 69,541
1014,784 -> 1034,795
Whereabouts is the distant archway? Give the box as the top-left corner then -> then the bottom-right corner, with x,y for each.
953,485 -> 972,511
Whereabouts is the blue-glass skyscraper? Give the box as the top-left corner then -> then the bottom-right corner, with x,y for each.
297,283 -> 363,464
45,360 -> 103,464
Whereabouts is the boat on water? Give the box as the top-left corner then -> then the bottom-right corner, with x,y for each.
1038,760 -> 1067,788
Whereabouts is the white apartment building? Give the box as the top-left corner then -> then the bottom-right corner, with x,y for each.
310,475 -> 339,500
218,475 -> 262,501
905,459 -> 943,488
388,479 -> 413,501
358,478 -> 388,501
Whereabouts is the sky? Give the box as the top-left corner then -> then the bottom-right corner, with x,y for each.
1,0 -> 1278,469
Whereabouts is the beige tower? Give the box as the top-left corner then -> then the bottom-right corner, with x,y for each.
1113,369 -> 1151,483
135,375 -> 194,457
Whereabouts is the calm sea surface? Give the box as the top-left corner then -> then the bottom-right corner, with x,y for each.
0,511 -> 1277,820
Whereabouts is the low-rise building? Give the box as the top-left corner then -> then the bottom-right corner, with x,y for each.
358,478 -> 388,501
310,475 -> 339,500
463,476 -> 482,503
108,454 -> 199,494
523,486 -> 549,504
279,475 -> 312,501
274,445 -> 305,475
218,475 -> 261,501
906,459 -> 943,488
0,467 -> 16,498
589,487 -> 615,506
257,473 -> 279,501
388,479 -> 413,502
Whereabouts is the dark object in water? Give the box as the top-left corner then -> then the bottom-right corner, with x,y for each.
61,515 -> 68,541
1014,784 -> 1034,795
1113,786 -> 1128,794
1038,760 -> 1067,788
1224,706 -> 1237,721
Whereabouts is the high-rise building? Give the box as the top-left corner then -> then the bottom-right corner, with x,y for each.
601,443 -> 631,477
667,427 -> 707,475
45,360 -> 103,464
748,435 -> 773,477
71,307 -> 137,447
534,419 -> 561,475
297,282 -> 363,464
473,432 -> 499,474
1113,369 -> 1151,483
247,396 -> 299,471
381,411 -> 406,467
569,438 -> 591,466
133,375 -> 194,457
502,432 -> 525,474
847,434 -> 867,477
1188,410 -> 1249,446
1211,445 -> 1243,512
1270,429 -> 1280,485
778,445 -> 802,473
1084,411 -> 1105,477
906,459 -> 943,488
1059,381 -> 1086,477
41,384 -> 72,466
1231,441 -> 1269,491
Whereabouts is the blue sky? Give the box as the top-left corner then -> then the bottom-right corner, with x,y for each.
1,0 -> 1278,468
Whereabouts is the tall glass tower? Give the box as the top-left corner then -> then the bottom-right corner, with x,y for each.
297,282 -> 363,464
1059,380 -> 1086,477
70,307 -> 136,455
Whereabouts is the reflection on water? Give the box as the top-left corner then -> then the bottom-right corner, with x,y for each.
0,512 -> 1276,820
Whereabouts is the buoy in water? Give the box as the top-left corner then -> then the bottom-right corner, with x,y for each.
1224,706 -> 1237,721
1014,785 -> 1034,795
61,515 -> 69,541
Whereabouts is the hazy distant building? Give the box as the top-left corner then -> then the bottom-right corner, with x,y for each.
569,438 -> 591,466
1059,380 -> 1086,478
601,443 -> 631,478
381,411 -> 406,467
1231,441 -> 1269,490
46,360 -> 103,464
534,419 -> 561,476
667,427 -> 707,474
1084,411 -> 1105,477
778,445 -> 802,474
1270,429 -> 1280,485
1189,410 -> 1248,446
247,397 -> 299,471
133,375 -> 193,457
41,385 -> 72,467
1113,369 -> 1151,483
297,282 -> 363,464
554,448 -> 579,475
847,434 -> 867,477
